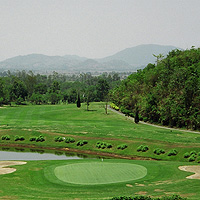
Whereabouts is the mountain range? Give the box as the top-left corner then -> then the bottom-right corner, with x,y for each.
0,44 -> 179,73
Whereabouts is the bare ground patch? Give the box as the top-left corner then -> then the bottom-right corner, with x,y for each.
126,184 -> 133,187
0,161 -> 27,175
135,191 -> 147,195
179,165 -> 200,179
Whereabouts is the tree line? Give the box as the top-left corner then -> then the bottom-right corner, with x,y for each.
0,71 -> 121,106
110,48 -> 200,130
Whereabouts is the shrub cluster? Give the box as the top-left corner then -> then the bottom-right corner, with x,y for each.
1,135 -> 10,140
29,135 -> 45,142
184,150 -> 200,162
96,141 -> 112,149
167,149 -> 178,156
65,137 -> 75,143
117,144 -> 128,150
137,145 -> 149,152
14,135 -> 25,141
54,136 -> 64,142
77,140 -> 88,146
110,103 -> 119,111
153,148 -> 165,155
111,194 -> 187,200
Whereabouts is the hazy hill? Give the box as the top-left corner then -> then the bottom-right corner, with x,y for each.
0,44 -> 179,73
98,44 -> 179,66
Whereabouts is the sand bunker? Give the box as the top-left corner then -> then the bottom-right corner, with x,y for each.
0,161 -> 27,175
179,165 -> 200,179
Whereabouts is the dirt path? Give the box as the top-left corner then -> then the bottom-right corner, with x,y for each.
179,166 -> 200,179
0,161 -> 27,175
108,107 -> 200,134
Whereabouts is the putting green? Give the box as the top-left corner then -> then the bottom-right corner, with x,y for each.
54,162 -> 147,185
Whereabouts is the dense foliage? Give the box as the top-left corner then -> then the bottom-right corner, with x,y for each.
111,48 -> 200,130
0,71 -> 120,106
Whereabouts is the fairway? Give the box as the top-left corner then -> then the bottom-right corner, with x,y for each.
54,161 -> 147,185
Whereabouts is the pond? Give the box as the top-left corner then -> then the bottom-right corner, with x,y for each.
0,146 -> 98,161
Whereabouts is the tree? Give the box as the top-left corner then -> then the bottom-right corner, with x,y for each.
76,93 -> 81,108
96,79 -> 109,101
153,53 -> 164,65
134,108 -> 139,124
10,80 -> 28,102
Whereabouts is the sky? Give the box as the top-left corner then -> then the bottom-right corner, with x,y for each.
0,0 -> 200,61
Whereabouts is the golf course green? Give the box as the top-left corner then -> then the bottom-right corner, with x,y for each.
54,162 -> 147,185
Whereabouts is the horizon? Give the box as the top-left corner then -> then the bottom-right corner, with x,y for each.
0,43 -> 184,62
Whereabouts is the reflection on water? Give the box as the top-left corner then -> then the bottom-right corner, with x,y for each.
0,146 -> 97,160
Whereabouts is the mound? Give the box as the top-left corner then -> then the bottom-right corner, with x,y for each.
54,162 -> 147,185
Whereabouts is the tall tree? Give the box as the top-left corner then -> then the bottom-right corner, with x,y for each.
76,93 -> 81,108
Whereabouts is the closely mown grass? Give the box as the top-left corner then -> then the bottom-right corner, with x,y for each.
0,159 -> 199,199
0,103 -> 200,162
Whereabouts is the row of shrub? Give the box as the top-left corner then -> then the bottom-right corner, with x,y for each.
111,195 -> 186,200
184,150 -> 200,162
54,136 -> 75,143
136,145 -> 178,157
29,135 -> 45,142
54,136 -> 88,147
1,134 -> 45,142
96,141 -> 112,149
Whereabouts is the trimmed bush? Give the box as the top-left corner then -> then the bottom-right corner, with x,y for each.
77,140 -> 88,146
1,135 -> 10,140
137,145 -> 149,152
183,152 -> 190,158
36,135 -> 45,142
188,155 -> 196,162
14,135 -> 25,141
29,136 -> 36,142
167,149 -> 178,156
96,141 -> 113,149
196,156 -> 200,163
29,135 -> 44,142
65,137 -> 75,143
190,150 -> 197,156
117,144 -> 128,150
153,148 -> 165,155
55,136 -> 64,142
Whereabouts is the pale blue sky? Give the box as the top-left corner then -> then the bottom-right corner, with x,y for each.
0,0 -> 200,61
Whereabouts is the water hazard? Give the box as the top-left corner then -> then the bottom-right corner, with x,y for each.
0,146 -> 95,161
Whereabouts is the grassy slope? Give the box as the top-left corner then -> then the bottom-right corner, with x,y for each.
0,103 -> 200,161
0,103 -> 200,199
0,159 -> 199,200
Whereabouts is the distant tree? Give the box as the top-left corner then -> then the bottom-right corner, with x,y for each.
76,93 -> 81,108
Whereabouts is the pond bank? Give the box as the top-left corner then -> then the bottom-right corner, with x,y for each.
0,143 -> 156,161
